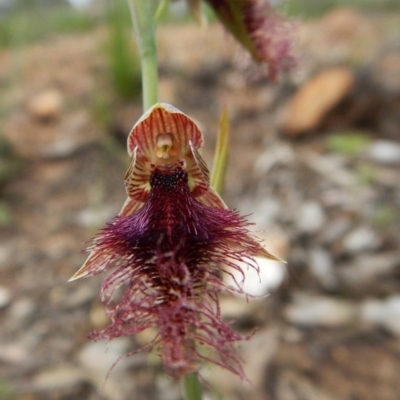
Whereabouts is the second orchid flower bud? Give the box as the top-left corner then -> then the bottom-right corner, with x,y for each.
189,0 -> 296,80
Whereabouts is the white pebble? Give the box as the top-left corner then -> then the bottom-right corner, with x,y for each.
308,247 -> 337,289
368,140 -> 400,165
295,201 -> 326,234
285,294 -> 356,327
32,365 -> 84,391
343,226 -> 381,254
8,298 -> 35,322
360,296 -> 400,336
0,286 -> 11,308
78,338 -> 131,375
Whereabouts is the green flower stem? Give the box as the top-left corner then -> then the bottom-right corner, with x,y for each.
128,0 -> 158,111
210,104 -> 230,194
182,373 -> 202,400
154,0 -> 169,24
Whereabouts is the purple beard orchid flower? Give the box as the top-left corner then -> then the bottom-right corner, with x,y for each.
70,103 -> 279,378
202,0 -> 295,80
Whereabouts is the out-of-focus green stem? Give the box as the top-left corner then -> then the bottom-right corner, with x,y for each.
128,0 -> 158,111
182,373 -> 202,400
210,104 -> 230,194
154,0 -> 169,23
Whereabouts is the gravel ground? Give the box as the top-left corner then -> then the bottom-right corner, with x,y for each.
0,7 -> 400,400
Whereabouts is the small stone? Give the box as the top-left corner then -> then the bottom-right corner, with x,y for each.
40,110 -> 93,158
156,375 -> 182,400
295,201 -> 326,234
308,247 -> 337,289
8,298 -> 36,322
250,198 -> 282,227
320,217 -> 352,244
368,140 -> 400,165
339,252 -> 400,285
0,286 -> 11,308
301,152 -> 356,187
63,285 -> 95,309
0,342 -> 28,364
281,67 -> 355,136
78,338 -> 131,375
254,143 -> 296,176
40,138 -> 83,158
204,327 -> 280,391
77,339 -> 139,400
75,206 -> 117,228
277,371 -> 339,400
27,89 -> 63,120
240,327 -> 280,387
239,192 -> 282,227
342,226 -> 382,254
285,294 -> 356,327
360,296 -> 400,337
32,364 -> 84,391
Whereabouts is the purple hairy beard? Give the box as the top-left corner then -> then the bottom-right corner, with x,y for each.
87,166 -> 262,377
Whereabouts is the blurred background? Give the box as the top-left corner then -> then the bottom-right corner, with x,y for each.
0,0 -> 400,399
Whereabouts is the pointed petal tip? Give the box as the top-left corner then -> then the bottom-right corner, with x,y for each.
68,270 -> 88,282
258,247 -> 286,263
